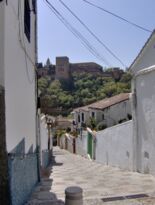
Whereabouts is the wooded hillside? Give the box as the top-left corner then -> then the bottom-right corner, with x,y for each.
38,70 -> 132,116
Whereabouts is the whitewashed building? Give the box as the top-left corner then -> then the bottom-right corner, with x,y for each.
72,105 -> 90,127
129,29 -> 155,175
0,1 -> 39,205
72,93 -> 131,129
89,93 -> 131,128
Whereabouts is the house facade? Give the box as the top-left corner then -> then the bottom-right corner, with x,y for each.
0,1 -> 39,205
89,93 -> 131,128
129,30 -> 155,175
72,93 -> 131,130
72,106 -> 90,128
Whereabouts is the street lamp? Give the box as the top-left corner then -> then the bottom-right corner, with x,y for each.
47,119 -> 53,150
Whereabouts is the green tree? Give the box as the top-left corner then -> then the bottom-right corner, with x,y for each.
120,72 -> 132,83
38,77 -> 48,93
38,69 -> 131,116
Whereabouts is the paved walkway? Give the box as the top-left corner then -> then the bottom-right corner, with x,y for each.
26,147 -> 155,204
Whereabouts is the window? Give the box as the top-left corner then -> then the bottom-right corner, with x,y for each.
82,113 -> 84,122
32,0 -> 36,14
78,114 -> 80,123
102,114 -> 104,120
24,0 -> 31,42
92,112 -> 95,118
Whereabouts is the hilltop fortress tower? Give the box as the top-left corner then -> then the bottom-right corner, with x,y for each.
38,56 -> 124,81
55,56 -> 71,80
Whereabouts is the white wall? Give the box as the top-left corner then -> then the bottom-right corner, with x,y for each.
96,121 -> 133,171
4,0 -> 37,153
40,115 -> 50,166
40,116 -> 48,150
67,136 -> 73,153
135,68 -> 155,175
104,100 -> 131,126
80,111 -> 89,124
131,34 -> 155,74
60,135 -> 65,149
0,1 -> 5,86
76,131 -> 88,157
94,110 -> 104,123
73,110 -> 90,127
90,99 -> 131,127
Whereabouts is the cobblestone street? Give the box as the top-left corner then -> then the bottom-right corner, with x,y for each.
27,147 -> 155,204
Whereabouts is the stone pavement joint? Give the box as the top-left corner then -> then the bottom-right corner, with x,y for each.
26,147 -> 155,205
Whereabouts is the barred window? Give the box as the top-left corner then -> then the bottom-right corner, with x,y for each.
24,0 -> 31,42
82,113 -> 84,122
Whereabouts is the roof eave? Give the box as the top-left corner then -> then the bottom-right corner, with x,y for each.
129,29 -> 155,72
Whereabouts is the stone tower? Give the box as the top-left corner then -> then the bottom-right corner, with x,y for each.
55,56 -> 70,80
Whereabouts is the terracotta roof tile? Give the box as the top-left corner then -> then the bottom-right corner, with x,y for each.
73,93 -> 130,112
89,93 -> 130,110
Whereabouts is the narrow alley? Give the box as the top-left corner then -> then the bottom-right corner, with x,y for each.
26,147 -> 155,205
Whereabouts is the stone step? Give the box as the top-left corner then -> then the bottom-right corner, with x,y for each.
26,199 -> 64,205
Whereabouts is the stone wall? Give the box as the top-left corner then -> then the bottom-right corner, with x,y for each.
70,62 -> 103,74
55,56 -> 70,80
8,153 -> 38,205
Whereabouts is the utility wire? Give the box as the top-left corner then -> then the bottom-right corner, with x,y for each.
45,0 -> 110,66
83,0 -> 152,33
58,0 -> 126,67
44,0 -> 111,66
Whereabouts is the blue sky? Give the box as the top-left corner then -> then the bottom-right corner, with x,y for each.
38,0 -> 155,69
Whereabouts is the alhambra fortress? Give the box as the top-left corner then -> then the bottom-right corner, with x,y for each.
37,56 -> 124,80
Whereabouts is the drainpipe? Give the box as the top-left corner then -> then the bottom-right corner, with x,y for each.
0,1 -> 10,204
34,0 -> 41,182
36,87 -> 41,182
131,77 -> 138,172
0,87 -> 10,205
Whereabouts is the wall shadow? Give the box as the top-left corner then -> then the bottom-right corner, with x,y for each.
31,152 -> 65,205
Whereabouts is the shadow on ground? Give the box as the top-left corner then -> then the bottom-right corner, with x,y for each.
26,154 -> 65,205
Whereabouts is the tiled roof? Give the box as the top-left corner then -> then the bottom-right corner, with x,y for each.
73,105 -> 90,112
73,93 -> 130,112
89,93 -> 130,110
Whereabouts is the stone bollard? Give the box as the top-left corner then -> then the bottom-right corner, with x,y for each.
65,186 -> 83,205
